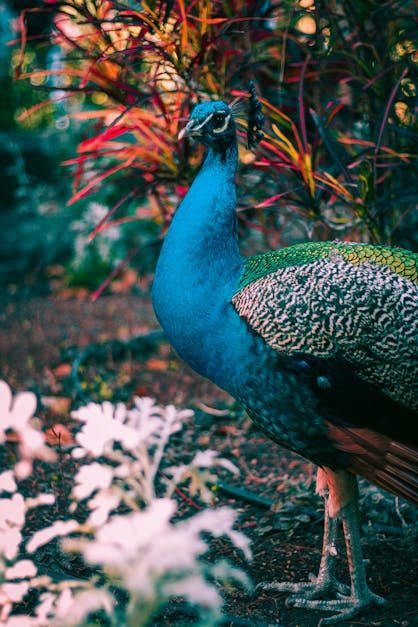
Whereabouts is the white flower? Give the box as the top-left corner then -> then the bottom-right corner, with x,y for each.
161,403 -> 193,431
0,527 -> 22,560
84,499 -> 177,568
71,397 -> 192,461
87,491 -> 121,527
127,396 -> 163,427
35,589 -> 76,623
2,617 -> 38,627
5,560 -> 37,580
113,461 -> 130,478
73,463 -> 113,500
123,523 -> 206,591
25,493 -> 55,509
0,384 -> 251,625
36,586 -> 114,625
191,449 -> 240,475
54,588 -> 114,625
72,401 -> 141,456
186,507 -> 252,560
14,460 -> 33,480
0,381 -> 37,437
48,587 -> 73,619
27,520 -> 79,553
71,447 -> 86,459
35,592 -> 56,622
0,581 -> 30,603
81,497 -> 251,608
211,559 -> 252,590
0,470 -> 17,493
0,381 -> 55,465
0,493 -> 25,529
127,397 -> 191,443
20,427 -> 45,453
165,573 -> 221,609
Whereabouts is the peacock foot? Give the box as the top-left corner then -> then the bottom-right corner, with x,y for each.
257,571 -> 350,598
257,576 -> 386,625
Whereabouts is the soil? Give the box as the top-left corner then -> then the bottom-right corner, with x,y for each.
1,293 -> 417,627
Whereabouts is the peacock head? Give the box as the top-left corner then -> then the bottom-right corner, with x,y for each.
178,101 -> 235,150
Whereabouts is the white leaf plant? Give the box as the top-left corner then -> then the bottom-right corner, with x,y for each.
0,381 -> 252,626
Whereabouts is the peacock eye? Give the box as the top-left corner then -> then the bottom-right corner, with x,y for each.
212,113 -> 225,125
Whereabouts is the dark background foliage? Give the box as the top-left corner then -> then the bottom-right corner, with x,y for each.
1,0 -> 417,295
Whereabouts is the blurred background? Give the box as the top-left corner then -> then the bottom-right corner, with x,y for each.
0,0 -> 416,302
0,6 -> 417,625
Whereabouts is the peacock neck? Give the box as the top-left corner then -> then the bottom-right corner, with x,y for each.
154,140 -> 242,287
174,141 -> 240,267
152,139 -> 246,386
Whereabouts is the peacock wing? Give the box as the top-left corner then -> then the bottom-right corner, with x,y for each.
232,242 -> 418,413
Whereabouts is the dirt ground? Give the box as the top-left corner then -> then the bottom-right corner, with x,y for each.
1,293 -> 417,627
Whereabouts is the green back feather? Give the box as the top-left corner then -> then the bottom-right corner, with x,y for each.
237,242 -> 418,292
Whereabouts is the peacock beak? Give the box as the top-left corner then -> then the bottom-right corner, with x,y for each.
178,125 -> 189,141
178,121 -> 199,141
178,114 -> 213,140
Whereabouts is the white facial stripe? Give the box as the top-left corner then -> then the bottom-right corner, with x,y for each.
188,113 -> 214,132
213,113 -> 231,134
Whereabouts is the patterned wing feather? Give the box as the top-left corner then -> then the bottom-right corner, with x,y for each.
232,243 -> 418,412
238,241 -> 418,290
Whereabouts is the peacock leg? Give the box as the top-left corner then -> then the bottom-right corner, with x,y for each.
258,469 -> 386,625
258,489 -> 350,600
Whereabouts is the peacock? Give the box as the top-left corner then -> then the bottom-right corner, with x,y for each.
151,93 -> 418,625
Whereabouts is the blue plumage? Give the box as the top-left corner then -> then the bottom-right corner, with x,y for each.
152,99 -> 418,624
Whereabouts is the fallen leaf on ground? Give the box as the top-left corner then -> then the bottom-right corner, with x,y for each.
44,423 -> 74,446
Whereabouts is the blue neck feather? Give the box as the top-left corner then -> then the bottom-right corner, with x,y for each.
152,138 -> 254,391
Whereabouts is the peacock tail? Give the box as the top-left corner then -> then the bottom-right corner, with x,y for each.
232,241 -> 418,412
